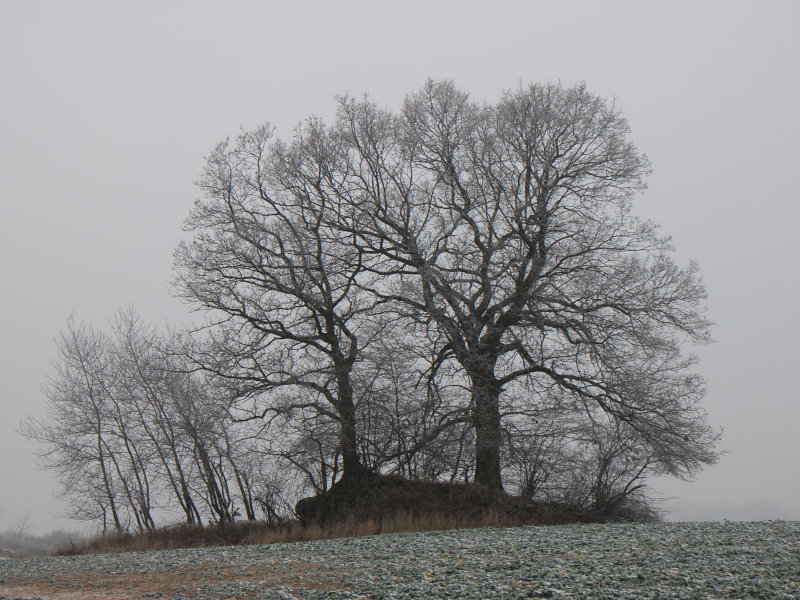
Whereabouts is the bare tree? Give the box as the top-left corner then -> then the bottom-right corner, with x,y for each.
320,80 -> 718,489
107,312 -> 203,525
174,124 -> 389,486
353,320 -> 471,479
24,311 -> 285,531
22,319 -> 128,532
175,81 -> 717,493
503,391 -> 575,500
28,81 -> 719,531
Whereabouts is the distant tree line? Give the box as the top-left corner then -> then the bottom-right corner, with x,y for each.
23,81 -> 719,531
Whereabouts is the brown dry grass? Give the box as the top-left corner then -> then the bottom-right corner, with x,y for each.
57,476 -> 599,556
250,506 -> 524,544
57,507 -> 534,555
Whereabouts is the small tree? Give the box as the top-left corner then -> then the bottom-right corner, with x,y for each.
22,319 -> 131,532
24,311 -> 281,531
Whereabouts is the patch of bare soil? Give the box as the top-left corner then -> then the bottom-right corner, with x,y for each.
0,561 -> 352,599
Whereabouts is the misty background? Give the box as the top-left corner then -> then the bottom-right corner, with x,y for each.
1,0 -> 798,534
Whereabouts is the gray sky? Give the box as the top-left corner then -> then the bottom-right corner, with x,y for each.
1,0 -> 798,533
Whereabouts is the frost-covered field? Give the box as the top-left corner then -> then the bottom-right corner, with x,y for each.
1,521 -> 798,599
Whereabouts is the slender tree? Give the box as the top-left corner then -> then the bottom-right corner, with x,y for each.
22,319 -> 129,531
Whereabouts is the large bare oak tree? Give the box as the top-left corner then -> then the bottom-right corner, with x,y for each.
295,81 -> 715,489
174,80 -> 717,492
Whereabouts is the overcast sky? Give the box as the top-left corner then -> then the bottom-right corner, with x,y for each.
1,0 -> 798,533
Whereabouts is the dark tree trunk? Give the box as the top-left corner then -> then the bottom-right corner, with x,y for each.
335,370 -> 364,484
233,468 -> 257,521
194,439 -> 233,524
97,433 -> 123,532
469,368 -> 504,491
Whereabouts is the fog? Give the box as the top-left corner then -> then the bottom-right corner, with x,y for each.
1,0 -> 798,533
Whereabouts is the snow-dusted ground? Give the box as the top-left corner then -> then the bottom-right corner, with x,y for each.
1,521 -> 798,599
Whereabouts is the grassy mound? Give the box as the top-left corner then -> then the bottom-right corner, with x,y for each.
295,472 -> 597,526
59,474 -> 604,555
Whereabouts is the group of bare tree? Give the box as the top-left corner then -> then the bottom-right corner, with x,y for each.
26,81 -> 720,530
22,312 -> 293,532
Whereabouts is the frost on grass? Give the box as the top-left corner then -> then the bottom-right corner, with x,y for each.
0,521 -> 798,599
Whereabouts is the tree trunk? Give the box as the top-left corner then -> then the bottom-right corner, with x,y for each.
470,369 -> 504,491
97,432 -> 123,532
330,346 -> 365,485
233,468 -> 257,521
337,394 -> 363,483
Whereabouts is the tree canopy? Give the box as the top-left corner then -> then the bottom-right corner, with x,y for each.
175,80 -> 717,492
25,81 -> 719,532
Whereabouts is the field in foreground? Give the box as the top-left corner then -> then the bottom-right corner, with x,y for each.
0,521 -> 798,599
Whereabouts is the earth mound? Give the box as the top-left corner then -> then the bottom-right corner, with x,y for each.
295,472 -> 598,526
